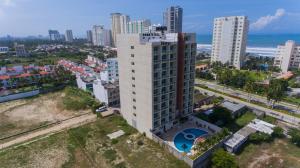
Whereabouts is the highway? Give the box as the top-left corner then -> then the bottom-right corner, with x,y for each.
196,79 -> 300,114
195,86 -> 300,128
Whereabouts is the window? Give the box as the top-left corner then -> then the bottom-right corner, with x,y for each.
132,70 -> 135,73
132,84 -> 136,87
132,91 -> 136,95
131,46 -> 134,49
133,99 -> 136,102
131,54 -> 134,57
131,62 -> 135,65
132,77 -> 135,80
133,106 -> 136,109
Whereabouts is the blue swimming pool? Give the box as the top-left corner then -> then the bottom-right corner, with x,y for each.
174,128 -> 208,152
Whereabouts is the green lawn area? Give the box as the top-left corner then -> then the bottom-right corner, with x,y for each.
225,111 -> 256,132
240,70 -> 270,81
236,139 -> 300,168
0,115 -> 188,168
235,112 -> 256,127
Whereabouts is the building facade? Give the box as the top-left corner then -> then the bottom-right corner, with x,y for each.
163,6 -> 183,33
127,19 -> 151,34
117,32 -> 196,137
92,25 -> 111,47
65,30 -> 74,42
210,16 -> 249,69
86,30 -> 93,43
93,80 -> 120,107
111,13 -> 130,47
48,30 -> 61,41
15,44 -> 28,57
274,40 -> 300,73
0,47 -> 9,54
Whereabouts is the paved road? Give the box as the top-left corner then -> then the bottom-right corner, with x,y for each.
0,114 -> 97,151
196,79 -> 300,114
196,86 -> 300,128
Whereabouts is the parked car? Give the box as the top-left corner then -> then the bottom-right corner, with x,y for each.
96,106 -> 107,113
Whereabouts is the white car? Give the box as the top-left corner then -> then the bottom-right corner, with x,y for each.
96,106 -> 107,113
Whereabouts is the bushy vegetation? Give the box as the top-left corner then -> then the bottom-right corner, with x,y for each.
209,106 -> 233,126
288,128 -> 300,147
62,86 -> 101,111
192,129 -> 230,159
211,148 -> 238,168
249,132 -> 272,144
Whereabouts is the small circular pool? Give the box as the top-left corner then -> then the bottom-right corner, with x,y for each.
174,128 -> 208,152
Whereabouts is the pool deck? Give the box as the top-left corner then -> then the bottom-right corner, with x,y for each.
160,121 -> 213,153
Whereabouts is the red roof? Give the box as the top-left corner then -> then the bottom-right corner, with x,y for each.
0,75 -> 10,80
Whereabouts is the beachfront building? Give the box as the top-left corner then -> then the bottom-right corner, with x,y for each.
111,13 -> 130,47
210,16 -> 249,69
117,32 -> 196,137
163,6 -> 183,33
127,19 -> 151,34
274,40 -> 300,73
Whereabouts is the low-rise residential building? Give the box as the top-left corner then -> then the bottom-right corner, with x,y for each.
225,119 -> 275,153
274,40 -> 300,73
93,80 -> 120,107
221,101 -> 247,118
76,74 -> 95,92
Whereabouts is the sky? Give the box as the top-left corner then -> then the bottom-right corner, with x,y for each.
0,0 -> 300,37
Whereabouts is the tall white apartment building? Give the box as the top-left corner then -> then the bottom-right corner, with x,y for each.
274,40 -> 300,73
211,16 -> 249,69
163,6 -> 183,33
92,25 -> 111,47
127,19 -> 151,34
111,13 -> 130,47
117,32 -> 196,137
65,30 -> 74,42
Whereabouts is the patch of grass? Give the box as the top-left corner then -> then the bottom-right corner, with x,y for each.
103,149 -> 117,161
235,111 -> 256,127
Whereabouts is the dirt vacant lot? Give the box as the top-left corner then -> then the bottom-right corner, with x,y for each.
0,91 -> 90,139
236,139 -> 300,168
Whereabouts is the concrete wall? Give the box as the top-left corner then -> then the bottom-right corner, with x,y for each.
0,90 -> 39,103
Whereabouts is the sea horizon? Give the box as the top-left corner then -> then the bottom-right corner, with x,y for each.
197,34 -> 300,48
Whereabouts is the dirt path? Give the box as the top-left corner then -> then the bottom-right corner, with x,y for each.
0,114 -> 97,151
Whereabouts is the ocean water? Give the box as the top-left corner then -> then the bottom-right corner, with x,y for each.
197,34 -> 300,47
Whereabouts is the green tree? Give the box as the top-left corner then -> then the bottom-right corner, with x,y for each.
209,106 -> 233,125
267,79 -> 288,108
244,80 -> 255,102
211,149 -> 238,168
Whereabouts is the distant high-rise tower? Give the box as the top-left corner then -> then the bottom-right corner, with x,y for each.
48,30 -> 61,41
274,40 -> 300,72
163,6 -> 183,33
111,13 -> 130,47
117,32 -> 196,137
65,30 -> 74,42
211,16 -> 249,69
86,30 -> 93,43
92,25 -> 111,47
127,19 -> 151,34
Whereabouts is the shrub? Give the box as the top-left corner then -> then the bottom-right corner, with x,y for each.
271,127 -> 284,138
288,128 -> 300,147
211,149 -> 238,168
111,139 -> 119,145
249,132 -> 272,144
137,140 -> 144,146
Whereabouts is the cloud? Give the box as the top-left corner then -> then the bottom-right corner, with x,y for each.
251,8 -> 285,30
